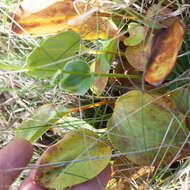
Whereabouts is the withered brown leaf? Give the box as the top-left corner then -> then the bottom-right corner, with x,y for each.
145,19 -> 185,86
11,0 -> 117,39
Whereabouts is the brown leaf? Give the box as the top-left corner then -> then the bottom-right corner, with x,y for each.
145,19 -> 185,86
90,59 -> 109,95
125,33 -> 152,71
146,4 -> 176,28
111,61 -> 153,93
11,0 -> 117,39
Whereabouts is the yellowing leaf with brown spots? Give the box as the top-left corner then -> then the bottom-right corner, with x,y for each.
11,0 -> 117,39
145,19 -> 185,86
33,128 -> 112,188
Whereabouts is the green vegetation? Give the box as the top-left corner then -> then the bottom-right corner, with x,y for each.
0,0 -> 190,189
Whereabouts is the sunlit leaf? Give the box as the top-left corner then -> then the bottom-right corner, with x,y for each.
107,90 -> 189,166
27,30 -> 81,77
100,39 -> 119,71
145,19 -> 185,86
124,22 -> 145,46
16,104 -> 68,144
12,0 -> 117,39
58,116 -> 98,132
90,59 -> 108,95
91,39 -> 118,95
59,60 -> 93,94
53,116 -> 103,137
33,128 -> 112,188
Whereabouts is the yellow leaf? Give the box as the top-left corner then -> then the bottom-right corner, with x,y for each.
145,19 -> 185,85
90,59 -> 108,95
11,0 -> 117,39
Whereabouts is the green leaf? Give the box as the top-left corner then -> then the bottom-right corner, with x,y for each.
56,116 -> 99,134
34,128 -> 112,188
3,8 -> 9,29
100,39 -> 118,70
16,104 -> 68,144
0,63 -> 28,70
124,22 -> 145,46
90,39 -> 118,95
27,30 -> 81,77
107,90 -> 189,166
168,87 -> 190,115
59,60 -> 93,94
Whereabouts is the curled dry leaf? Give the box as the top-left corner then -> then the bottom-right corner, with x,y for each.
11,0 -> 117,38
145,19 -> 185,86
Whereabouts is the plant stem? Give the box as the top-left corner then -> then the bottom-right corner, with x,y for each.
66,99 -> 115,115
